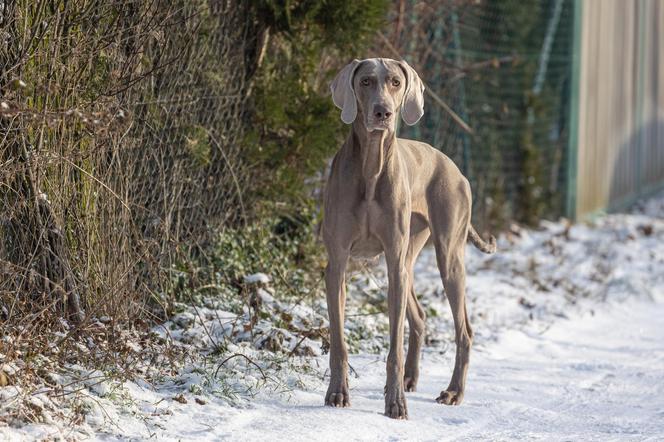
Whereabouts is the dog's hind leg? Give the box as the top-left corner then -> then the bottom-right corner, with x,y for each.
404,288 -> 426,392
403,228 -> 430,392
433,234 -> 472,405
428,186 -> 473,406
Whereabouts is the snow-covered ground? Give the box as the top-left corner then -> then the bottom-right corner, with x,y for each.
2,195 -> 663,441
185,301 -> 664,441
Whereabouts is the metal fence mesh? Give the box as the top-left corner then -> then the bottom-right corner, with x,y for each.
0,0 -> 258,333
376,0 -> 575,229
0,0 -> 577,338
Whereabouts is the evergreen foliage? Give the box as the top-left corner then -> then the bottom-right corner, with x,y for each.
247,0 -> 389,205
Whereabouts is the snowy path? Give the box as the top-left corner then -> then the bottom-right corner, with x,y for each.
4,197 -> 664,441
185,299 -> 664,441
97,197 -> 664,441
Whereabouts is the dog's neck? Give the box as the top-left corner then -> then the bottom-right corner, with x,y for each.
351,118 -> 397,201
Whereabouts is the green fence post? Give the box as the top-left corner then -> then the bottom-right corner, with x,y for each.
565,0 -> 583,220
635,0 -> 646,200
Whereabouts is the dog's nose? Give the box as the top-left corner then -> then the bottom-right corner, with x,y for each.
373,105 -> 393,120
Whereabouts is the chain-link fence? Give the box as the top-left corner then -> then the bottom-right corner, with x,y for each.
1,0 -> 577,346
0,0 -> 261,342
375,0 -> 575,229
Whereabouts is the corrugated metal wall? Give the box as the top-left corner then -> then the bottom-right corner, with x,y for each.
571,0 -> 664,217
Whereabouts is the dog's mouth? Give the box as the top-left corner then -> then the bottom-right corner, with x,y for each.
366,118 -> 393,131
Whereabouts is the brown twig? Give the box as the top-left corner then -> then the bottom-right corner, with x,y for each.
214,353 -> 268,382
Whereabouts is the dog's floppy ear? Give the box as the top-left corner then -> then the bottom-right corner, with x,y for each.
398,60 -> 425,126
330,59 -> 362,124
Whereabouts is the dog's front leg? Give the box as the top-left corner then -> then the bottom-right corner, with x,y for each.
383,239 -> 409,419
324,252 -> 350,407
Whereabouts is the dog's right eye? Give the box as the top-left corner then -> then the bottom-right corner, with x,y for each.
360,78 -> 370,86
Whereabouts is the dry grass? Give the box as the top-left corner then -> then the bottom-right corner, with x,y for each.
0,0 -> 263,386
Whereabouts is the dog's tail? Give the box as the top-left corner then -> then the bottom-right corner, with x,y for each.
467,225 -> 497,254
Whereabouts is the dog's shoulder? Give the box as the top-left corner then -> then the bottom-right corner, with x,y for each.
397,137 -> 434,154
396,137 -> 452,163
397,137 -> 467,186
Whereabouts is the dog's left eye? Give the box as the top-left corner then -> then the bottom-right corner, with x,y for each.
392,79 -> 401,87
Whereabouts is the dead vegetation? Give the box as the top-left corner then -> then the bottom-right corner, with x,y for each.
0,0 -> 264,413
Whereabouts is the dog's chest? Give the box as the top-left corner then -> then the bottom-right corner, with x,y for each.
348,198 -> 389,259
355,195 -> 374,222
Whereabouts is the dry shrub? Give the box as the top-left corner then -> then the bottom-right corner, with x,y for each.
0,0 -> 262,366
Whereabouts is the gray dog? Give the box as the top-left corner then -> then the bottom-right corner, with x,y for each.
322,58 -> 496,419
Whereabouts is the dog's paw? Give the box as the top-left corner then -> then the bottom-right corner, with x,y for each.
325,384 -> 350,408
435,389 -> 464,405
384,390 -> 408,419
404,376 -> 418,392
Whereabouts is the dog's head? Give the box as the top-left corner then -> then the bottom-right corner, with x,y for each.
330,58 -> 425,132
